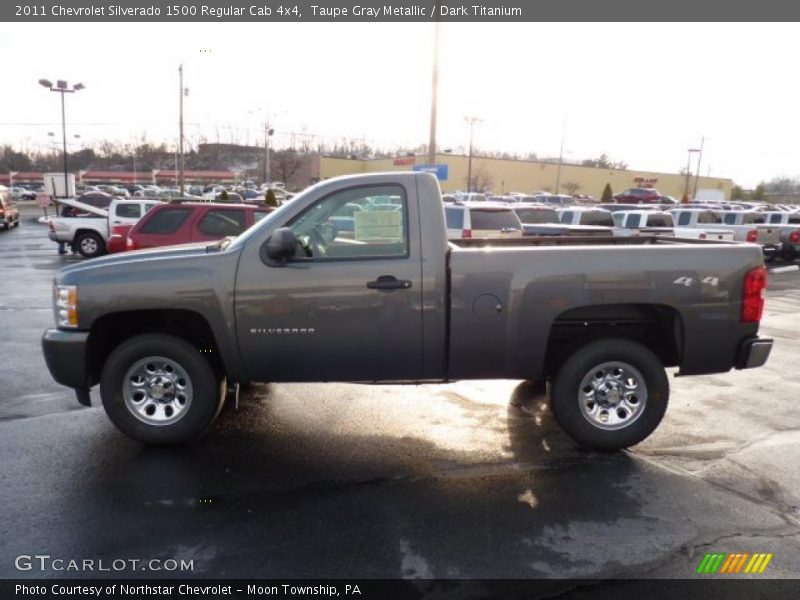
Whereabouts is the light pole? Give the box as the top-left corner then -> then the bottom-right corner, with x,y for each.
692,136 -> 705,199
464,116 -> 482,193
684,148 -> 701,201
554,117 -> 567,195
427,5 -> 441,166
39,79 -> 84,198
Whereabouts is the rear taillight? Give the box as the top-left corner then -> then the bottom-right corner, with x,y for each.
741,266 -> 767,323
746,229 -> 758,243
699,233 -> 707,239
790,230 -> 800,243
126,237 -> 137,250
462,229 -> 472,239
111,225 -> 126,236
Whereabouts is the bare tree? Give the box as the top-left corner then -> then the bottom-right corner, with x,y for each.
466,165 -> 494,193
270,150 -> 310,188
564,181 -> 581,195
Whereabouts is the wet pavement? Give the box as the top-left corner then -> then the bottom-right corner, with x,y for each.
1,204 -> 799,580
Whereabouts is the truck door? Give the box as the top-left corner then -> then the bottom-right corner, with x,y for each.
234,183 -> 424,383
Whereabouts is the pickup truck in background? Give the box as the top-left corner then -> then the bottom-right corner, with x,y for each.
512,204 -> 612,237
670,209 -> 782,261
42,172 -> 773,450
49,198 -> 162,258
757,211 -> 800,261
612,210 -> 735,241
557,207 -> 616,228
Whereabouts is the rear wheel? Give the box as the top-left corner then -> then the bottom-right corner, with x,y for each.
75,231 -> 106,258
100,334 -> 224,444
550,339 -> 669,450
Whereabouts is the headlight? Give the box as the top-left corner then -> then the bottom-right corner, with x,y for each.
54,284 -> 78,328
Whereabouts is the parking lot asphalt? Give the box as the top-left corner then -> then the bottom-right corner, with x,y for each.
1,204 -> 799,581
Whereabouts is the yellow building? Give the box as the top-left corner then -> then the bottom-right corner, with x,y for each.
315,154 -> 731,200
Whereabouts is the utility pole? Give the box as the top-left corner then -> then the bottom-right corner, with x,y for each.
684,147 -> 700,200
427,6 -> 440,166
692,136 -> 705,198
554,117 -> 566,195
464,117 -> 482,193
178,64 -> 185,195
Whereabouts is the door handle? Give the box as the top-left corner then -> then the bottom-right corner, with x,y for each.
366,275 -> 412,290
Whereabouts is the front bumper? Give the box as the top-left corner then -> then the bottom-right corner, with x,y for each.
41,328 -> 91,390
735,337 -> 773,369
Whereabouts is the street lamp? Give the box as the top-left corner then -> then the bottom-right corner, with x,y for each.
39,78 -> 85,197
251,109 -> 286,187
684,148 -> 701,201
464,116 -> 483,193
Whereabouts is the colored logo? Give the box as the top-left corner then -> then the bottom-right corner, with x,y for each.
696,552 -> 773,574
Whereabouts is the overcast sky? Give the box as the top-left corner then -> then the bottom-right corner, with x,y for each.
0,22 -> 796,187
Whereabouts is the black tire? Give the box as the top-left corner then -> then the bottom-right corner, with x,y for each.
100,334 -> 224,444
75,231 -> 106,258
550,339 -> 669,450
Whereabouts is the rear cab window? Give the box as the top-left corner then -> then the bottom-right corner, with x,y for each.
580,211 -> 613,227
114,203 -> 141,219
138,207 -> 193,234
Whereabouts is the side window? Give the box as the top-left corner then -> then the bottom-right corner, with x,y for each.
560,211 -> 573,224
115,203 -> 141,219
144,203 -> 158,213
197,209 -> 248,237
677,212 -> 691,226
698,212 -> 721,224
769,214 -> 782,224
789,215 -> 800,224
139,207 -> 192,234
624,214 -> 641,228
254,211 -> 269,223
723,213 -> 736,225
288,185 -> 408,259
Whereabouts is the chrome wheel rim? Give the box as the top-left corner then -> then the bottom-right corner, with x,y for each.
81,237 -> 97,254
122,356 -> 193,426
578,361 -> 647,430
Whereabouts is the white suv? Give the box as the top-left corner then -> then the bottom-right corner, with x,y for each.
444,203 -> 523,240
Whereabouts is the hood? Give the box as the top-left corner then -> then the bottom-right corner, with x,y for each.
57,242 -> 224,280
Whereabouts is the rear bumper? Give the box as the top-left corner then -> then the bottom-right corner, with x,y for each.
735,337 -> 773,369
41,328 -> 90,389
762,243 -> 783,258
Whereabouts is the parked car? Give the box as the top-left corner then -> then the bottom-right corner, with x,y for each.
11,186 -> 36,200
758,211 -> 800,260
669,209 -> 782,261
444,203 -> 522,239
49,198 -> 162,258
42,171 -> 773,450
512,204 -> 612,237
125,202 -> 270,251
0,190 -> 21,230
557,207 -> 615,227
536,194 -> 574,207
614,188 -> 661,204
611,210 -> 734,241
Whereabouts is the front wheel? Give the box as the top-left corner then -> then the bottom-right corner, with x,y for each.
100,334 -> 224,444
550,339 -> 669,450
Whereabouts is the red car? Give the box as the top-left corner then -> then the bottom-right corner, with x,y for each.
124,202 -> 271,252
613,188 -> 662,204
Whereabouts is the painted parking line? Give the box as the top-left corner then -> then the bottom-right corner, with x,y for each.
770,265 -> 800,274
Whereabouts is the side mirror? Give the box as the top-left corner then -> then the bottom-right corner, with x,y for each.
263,227 -> 296,265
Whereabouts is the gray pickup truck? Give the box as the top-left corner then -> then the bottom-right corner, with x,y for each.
42,172 -> 773,450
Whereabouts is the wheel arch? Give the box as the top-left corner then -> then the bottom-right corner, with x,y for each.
86,309 -> 229,386
544,303 -> 683,377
